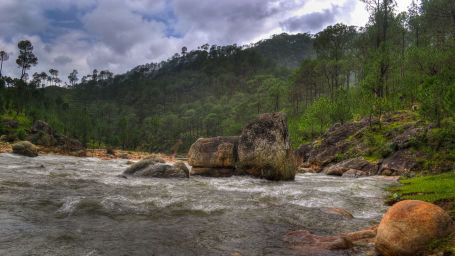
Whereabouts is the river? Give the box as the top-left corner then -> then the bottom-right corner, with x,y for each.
0,153 -> 394,256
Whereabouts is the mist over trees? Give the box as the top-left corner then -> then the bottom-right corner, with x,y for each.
1,0 -> 455,154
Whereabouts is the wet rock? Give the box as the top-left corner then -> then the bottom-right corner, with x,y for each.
342,169 -> 367,178
323,157 -> 378,176
378,150 -> 420,175
144,154 -> 165,163
124,162 -> 188,178
12,141 -> 38,157
188,136 -> 239,168
116,174 -> 128,179
283,229 -> 353,254
375,200 -> 452,256
173,161 -> 190,178
123,158 -> 187,178
236,112 -> 296,181
191,167 -> 234,177
320,207 -> 354,218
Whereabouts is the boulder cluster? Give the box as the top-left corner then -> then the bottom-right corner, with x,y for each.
188,112 -> 296,181
10,120 -> 85,157
294,112 -> 435,177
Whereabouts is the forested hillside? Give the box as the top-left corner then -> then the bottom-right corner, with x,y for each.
1,0 -> 455,157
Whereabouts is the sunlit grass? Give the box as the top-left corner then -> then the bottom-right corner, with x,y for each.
388,172 -> 455,202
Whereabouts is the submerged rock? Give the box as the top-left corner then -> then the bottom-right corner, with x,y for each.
320,207 -> 354,218
236,112 -> 296,180
375,200 -> 452,256
283,229 -> 352,254
12,141 -> 38,157
123,157 -> 188,178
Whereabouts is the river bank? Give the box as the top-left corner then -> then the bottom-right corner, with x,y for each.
0,141 -> 178,162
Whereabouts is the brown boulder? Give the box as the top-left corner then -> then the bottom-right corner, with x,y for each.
12,141 -> 38,157
188,136 -> 238,168
323,157 -> 378,176
236,112 -> 296,180
375,200 -> 452,256
191,167 -> 234,177
283,229 -> 352,254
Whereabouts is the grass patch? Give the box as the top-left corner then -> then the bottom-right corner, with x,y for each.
388,172 -> 455,203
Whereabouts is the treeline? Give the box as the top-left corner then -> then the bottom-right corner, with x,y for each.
1,0 -> 455,154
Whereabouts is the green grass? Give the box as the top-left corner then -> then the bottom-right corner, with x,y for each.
388,172 -> 455,202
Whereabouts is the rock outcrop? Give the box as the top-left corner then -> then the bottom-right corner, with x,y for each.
123,157 -> 188,178
294,111 -> 447,176
323,157 -> 378,176
188,136 -> 238,177
236,112 -> 296,180
12,141 -> 38,157
375,200 -> 452,256
283,229 -> 353,254
28,120 -> 85,155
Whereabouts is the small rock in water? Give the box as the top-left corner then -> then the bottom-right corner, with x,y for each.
116,174 -> 128,179
283,229 -> 353,254
320,207 -> 354,218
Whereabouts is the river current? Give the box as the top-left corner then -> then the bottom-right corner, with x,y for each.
0,153 -> 394,256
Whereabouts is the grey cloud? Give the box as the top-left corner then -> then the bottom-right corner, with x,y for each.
280,1 -> 357,33
173,0 -> 307,45
53,56 -> 72,65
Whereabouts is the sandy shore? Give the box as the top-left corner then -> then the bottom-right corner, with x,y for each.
0,142 -> 178,162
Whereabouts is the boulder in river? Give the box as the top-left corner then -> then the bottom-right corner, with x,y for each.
283,229 -> 353,254
375,200 -> 452,256
12,141 -> 38,157
123,158 -> 188,178
236,112 -> 296,180
188,136 -> 238,168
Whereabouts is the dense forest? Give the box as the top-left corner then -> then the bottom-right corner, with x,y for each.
1,0 -> 455,155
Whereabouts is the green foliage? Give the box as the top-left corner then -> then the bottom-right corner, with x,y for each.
16,128 -> 26,141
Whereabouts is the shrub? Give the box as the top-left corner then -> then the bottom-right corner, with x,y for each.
16,128 -> 27,141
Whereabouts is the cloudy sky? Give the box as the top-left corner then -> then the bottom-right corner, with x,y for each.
0,0 -> 413,83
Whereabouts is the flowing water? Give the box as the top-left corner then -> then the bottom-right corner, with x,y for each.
0,153 -> 395,256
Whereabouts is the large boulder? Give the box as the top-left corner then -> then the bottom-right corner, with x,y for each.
283,229 -> 352,254
12,141 -> 38,157
323,157 -> 378,176
123,158 -> 188,178
375,200 -> 452,256
54,134 -> 85,152
188,136 -> 238,168
236,112 -> 296,180
187,136 -> 238,177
